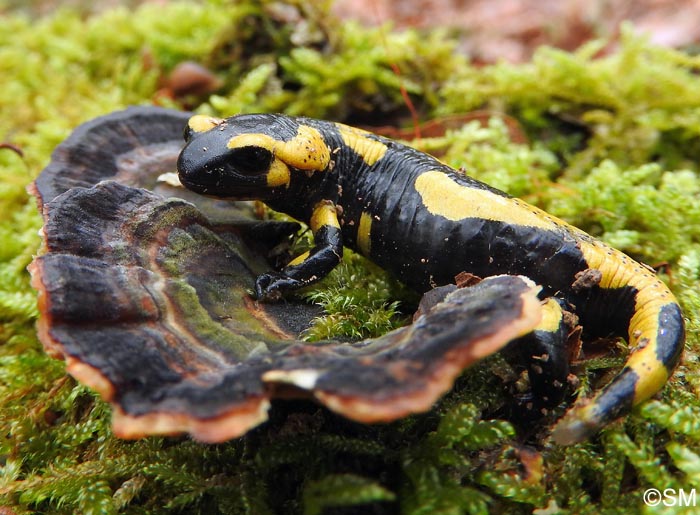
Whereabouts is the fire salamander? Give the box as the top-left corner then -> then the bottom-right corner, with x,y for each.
177,113 -> 685,444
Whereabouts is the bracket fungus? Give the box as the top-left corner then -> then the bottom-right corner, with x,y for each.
28,106 -> 543,442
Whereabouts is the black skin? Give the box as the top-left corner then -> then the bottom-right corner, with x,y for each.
254,224 -> 343,300
177,113 -> 685,443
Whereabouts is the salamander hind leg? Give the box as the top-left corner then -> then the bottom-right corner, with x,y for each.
505,297 -> 575,417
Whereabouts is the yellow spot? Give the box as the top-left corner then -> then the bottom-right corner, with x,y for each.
415,171 -> 562,230
288,250 -> 310,267
310,201 -> 340,233
227,133 -> 278,152
577,239 -> 678,404
188,115 -> 222,133
578,240 -> 675,339
336,123 -> 388,165
415,169 -> 679,410
629,356 -> 669,402
286,125 -> 331,171
266,160 -> 290,187
537,298 -> 563,333
357,212 -> 372,256
227,126 -> 330,172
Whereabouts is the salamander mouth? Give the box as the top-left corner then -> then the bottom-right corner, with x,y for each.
177,178 -> 265,200
177,144 -> 274,199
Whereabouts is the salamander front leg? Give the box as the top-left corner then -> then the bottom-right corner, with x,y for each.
255,201 -> 342,301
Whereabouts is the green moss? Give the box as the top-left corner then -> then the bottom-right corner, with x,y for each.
3,1 -> 700,513
439,26 -> 700,175
303,474 -> 396,515
300,250 -> 412,341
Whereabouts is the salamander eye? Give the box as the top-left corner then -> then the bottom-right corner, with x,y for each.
230,146 -> 273,175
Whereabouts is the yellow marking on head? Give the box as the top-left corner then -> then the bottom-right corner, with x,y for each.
356,212 -> 372,256
188,114 -> 223,133
288,250 -> 310,267
227,133 -> 277,151
336,123 -> 388,165
266,159 -> 291,187
537,298 -> 564,334
415,171 -> 564,230
227,126 -> 330,172
310,201 -> 340,233
286,125 -> 331,171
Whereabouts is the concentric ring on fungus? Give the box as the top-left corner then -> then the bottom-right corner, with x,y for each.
28,106 -> 543,442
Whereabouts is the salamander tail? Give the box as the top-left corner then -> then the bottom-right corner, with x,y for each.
552,298 -> 684,445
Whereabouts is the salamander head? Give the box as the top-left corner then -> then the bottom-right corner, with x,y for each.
177,114 -> 331,200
